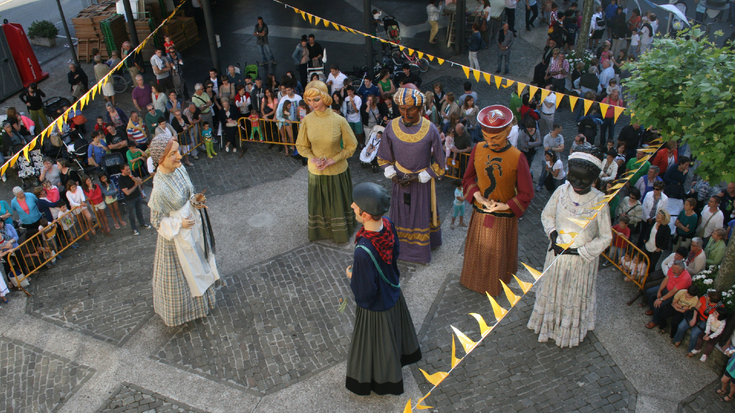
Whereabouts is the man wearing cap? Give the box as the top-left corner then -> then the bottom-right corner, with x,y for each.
345,182 -> 421,395
377,87 -> 445,264
460,105 -> 534,296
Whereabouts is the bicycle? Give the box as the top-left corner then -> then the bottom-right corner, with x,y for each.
391,48 -> 430,73
112,73 -> 130,94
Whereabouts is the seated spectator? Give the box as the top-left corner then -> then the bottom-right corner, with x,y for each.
685,237 -> 707,276
659,285 -> 700,340
684,290 -> 724,353
704,228 -> 726,266
689,309 -> 729,362
645,259 -> 691,329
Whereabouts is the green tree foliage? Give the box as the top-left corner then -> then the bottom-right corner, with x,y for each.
623,28 -> 735,183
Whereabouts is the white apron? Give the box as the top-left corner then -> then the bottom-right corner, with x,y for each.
158,201 -> 220,297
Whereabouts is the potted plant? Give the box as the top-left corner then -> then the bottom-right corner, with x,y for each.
27,20 -> 58,47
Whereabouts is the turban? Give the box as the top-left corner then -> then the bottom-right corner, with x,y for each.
393,87 -> 425,107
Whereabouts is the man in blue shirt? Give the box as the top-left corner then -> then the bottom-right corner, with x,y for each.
10,187 -> 44,238
357,77 -> 381,104
469,23 -> 487,71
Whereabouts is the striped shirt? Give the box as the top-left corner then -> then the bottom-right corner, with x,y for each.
548,58 -> 569,79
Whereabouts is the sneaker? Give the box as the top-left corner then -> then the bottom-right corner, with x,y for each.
192,155 -> 199,160
1,176 -> 5,182
233,148 -> 237,153
212,152 -> 218,156
690,349 -> 700,355
71,243 -> 80,249
208,154 -> 213,159
133,230 -> 140,236
144,224 -> 152,230
700,354 -> 707,362
226,146 -> 230,152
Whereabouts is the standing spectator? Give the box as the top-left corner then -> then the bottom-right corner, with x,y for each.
698,196 -> 725,243
636,165 -> 663,200
495,23 -> 512,74
546,50 -> 568,93
590,6 -> 606,49
144,104 -> 164,137
65,180 -> 96,240
67,63 -> 88,102
126,141 -> 147,177
81,175 -> 111,235
277,100 -> 295,156
717,183 -> 735,221
86,131 -> 108,171
343,86 -> 364,146
538,84 -> 556,136
105,121 -> 130,156
600,89 -> 624,144
618,121 -> 643,161
361,95 -> 384,143
171,109 -> 195,165
254,17 -> 276,65
306,34 -> 323,68
251,77 -> 265,115
459,96 -> 480,142
617,187 -> 644,227
93,56 -> 116,106
543,150 -> 565,190
605,0 -> 618,35
118,164 -> 150,236
326,64 -> 348,98
599,150 -> 618,184
105,102 -> 128,129
393,64 -> 422,88
99,174 -> 125,229
536,123 -> 564,191
458,81 -> 479,107
19,83 -> 49,129
357,77 -> 381,105
226,65 -> 243,87
151,84 -> 167,113
598,59 -> 615,91
427,0 -> 443,44
651,140 -> 678,177
638,19 -> 653,55
673,198 -> 699,250
150,48 -> 174,92
292,35 -> 310,87
39,157 -> 61,188
165,91 -> 183,123
639,180 -> 668,243
131,75 -> 153,112
219,76 -> 236,107
526,0 -> 539,31
121,41 -> 144,80
517,119 -> 542,170
664,156 -> 691,201
167,47 -> 187,99
192,84 -> 214,134
641,208 -> 672,271
505,0 -> 518,35
219,101 -> 241,154
11,187 -> 46,240
184,102 -> 203,147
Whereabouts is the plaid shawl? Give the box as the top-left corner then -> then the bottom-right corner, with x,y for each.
355,218 -> 395,264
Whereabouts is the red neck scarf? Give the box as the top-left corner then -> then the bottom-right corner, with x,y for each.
355,218 -> 395,264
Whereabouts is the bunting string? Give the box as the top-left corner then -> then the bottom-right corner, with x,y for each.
268,0 -> 627,123
0,1 -> 187,177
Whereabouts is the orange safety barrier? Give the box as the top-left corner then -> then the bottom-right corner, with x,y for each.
237,116 -> 301,149
444,152 -> 470,180
602,228 -> 651,289
3,206 -> 99,296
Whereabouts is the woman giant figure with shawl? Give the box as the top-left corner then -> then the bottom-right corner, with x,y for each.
527,146 -> 613,348
296,80 -> 358,243
148,135 -> 221,327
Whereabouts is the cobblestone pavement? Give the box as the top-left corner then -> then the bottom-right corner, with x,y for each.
0,337 -> 95,413
678,379 -> 734,413
152,243 -> 414,396
411,276 -> 637,413
97,383 -> 207,413
25,217 -> 158,347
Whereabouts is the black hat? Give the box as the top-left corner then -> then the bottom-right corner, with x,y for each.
353,182 -> 390,216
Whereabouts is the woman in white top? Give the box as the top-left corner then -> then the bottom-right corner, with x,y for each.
638,180 -> 668,249
544,150 -> 565,190
600,149 -> 618,184
65,180 -> 96,240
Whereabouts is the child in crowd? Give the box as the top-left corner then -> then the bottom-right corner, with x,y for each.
450,180 -> 466,230
298,100 -> 310,121
164,35 -> 175,51
37,218 -> 59,267
95,116 -> 109,135
542,0 -> 553,24
689,309 -> 729,362
444,128 -> 456,162
42,180 -> 60,203
202,122 -> 217,158
249,112 -> 262,141
99,174 -> 125,230
609,215 -> 630,263
56,205 -> 79,249
629,28 -> 640,59
620,249 -> 646,282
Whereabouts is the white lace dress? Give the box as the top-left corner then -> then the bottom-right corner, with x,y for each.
527,182 -> 613,348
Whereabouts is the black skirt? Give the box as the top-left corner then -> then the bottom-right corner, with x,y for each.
345,293 -> 422,396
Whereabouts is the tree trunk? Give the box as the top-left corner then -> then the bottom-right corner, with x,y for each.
714,239 -> 735,291
575,0 -> 595,57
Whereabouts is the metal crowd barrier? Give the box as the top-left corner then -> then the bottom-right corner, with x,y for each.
602,229 -> 651,289
4,206 -> 100,296
445,152 -> 470,180
237,117 -> 300,148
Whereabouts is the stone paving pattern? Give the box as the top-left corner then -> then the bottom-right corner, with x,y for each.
412,277 -> 637,412
97,383 -> 207,413
678,379 -> 734,413
152,243 -> 414,395
0,337 -> 95,413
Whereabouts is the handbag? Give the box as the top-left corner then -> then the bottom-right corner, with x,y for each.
695,212 -> 716,239
480,18 -> 487,32
72,114 -> 88,126
543,170 -> 555,191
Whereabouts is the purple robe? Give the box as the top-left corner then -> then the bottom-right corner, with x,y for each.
377,117 -> 446,264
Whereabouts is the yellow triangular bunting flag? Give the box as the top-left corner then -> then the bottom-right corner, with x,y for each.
494,75 -> 502,88
556,92 -> 565,108
450,326 -> 477,354
307,13 -> 313,24
516,82 -> 526,96
300,11 -> 306,20
599,102 -> 609,118
293,7 -> 300,13
406,48 -> 414,56
461,66 -> 470,79
333,22 -> 340,30
417,392 -> 434,410
426,54 -> 434,61
528,86 -> 538,99
419,369 -> 448,386
473,69 -> 480,82
567,217 -> 593,228
22,144 -> 30,161
469,313 -> 490,336
568,95 -> 578,111
613,105 -> 625,123
314,16 -> 321,26
487,292 -> 508,320
500,280 -> 520,306
522,263 -> 543,281
583,99 -> 593,116
504,78 -> 514,88
483,72 -> 491,84
437,58 -> 444,65
513,275 -> 533,294
417,51 -> 424,59
540,88 -> 550,102
451,335 -> 460,368
324,18 -> 330,27
399,45 -> 405,51
0,163 -> 8,177
403,399 -> 412,413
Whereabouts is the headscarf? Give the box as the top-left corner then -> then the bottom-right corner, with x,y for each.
393,87 -> 425,107
149,134 -> 175,168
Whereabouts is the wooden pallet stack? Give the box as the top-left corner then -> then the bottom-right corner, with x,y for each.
100,14 -> 129,57
178,16 -> 199,48
71,1 -> 119,62
158,19 -> 186,51
133,18 -> 156,60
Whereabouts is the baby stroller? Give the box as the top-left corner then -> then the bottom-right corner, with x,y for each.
382,15 -> 401,55
359,125 -> 384,173
241,62 -> 258,81
102,153 -> 129,213
307,48 -> 328,82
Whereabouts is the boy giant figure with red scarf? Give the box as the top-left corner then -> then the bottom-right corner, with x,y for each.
344,182 -> 422,396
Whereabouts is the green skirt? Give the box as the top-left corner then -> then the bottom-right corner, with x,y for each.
307,169 -> 356,243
